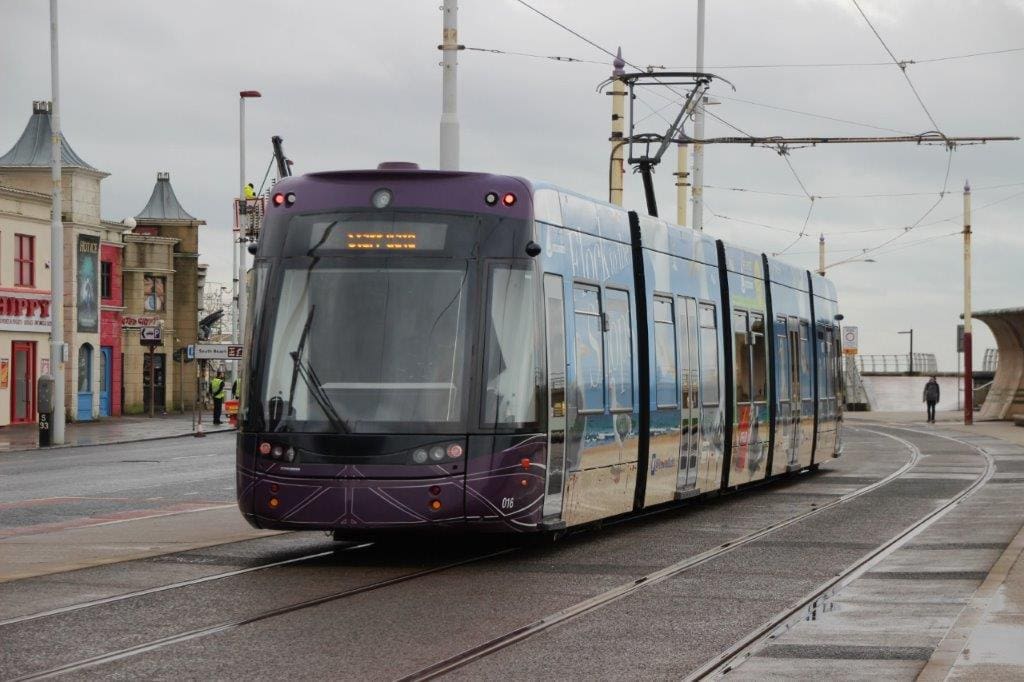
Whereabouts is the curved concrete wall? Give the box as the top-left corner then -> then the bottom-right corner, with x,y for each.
976,309 -> 1024,421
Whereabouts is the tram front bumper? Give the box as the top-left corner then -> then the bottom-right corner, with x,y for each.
241,469 -> 466,532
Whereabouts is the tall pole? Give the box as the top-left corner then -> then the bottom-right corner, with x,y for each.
439,0 -> 460,170
963,180 -> 973,425
609,48 -> 626,207
818,234 -> 826,276
237,91 -> 260,389
691,0 -> 706,231
49,0 -> 66,444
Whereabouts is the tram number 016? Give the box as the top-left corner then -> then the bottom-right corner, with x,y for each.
501,497 -> 515,510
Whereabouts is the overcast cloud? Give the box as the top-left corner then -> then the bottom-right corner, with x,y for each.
2,0 -> 1022,373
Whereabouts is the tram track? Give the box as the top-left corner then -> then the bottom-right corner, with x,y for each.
685,425 -> 997,680
2,426 -> 924,680
394,426 -> 924,682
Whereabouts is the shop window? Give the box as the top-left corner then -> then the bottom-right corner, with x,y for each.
78,344 -> 93,392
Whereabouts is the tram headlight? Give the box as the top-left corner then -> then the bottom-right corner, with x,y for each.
412,448 -> 429,464
371,188 -> 393,209
258,442 -> 272,456
271,445 -> 284,460
446,443 -> 463,458
284,446 -> 296,463
429,446 -> 445,462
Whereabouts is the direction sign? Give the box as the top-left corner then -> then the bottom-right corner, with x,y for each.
187,344 -> 195,360
195,343 -> 244,360
842,326 -> 858,356
140,326 -> 161,341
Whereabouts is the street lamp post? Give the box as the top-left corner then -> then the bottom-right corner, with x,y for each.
899,329 -> 914,375
237,90 -> 261,390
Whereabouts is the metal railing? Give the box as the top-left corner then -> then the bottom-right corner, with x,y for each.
983,348 -> 999,373
855,353 -> 938,374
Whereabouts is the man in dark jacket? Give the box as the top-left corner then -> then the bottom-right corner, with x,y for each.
923,376 -> 940,423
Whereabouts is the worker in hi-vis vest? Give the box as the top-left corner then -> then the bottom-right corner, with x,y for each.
244,183 -> 256,200
209,371 -> 226,425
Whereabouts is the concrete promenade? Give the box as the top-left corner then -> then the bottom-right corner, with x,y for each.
0,413 -> 234,454
847,411 -> 1024,681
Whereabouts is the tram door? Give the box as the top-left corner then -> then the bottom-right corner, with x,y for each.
774,317 -> 801,472
542,274 -> 568,519
677,297 -> 700,490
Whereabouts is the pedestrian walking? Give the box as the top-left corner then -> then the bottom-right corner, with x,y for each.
210,371 -> 226,425
923,375 -> 940,423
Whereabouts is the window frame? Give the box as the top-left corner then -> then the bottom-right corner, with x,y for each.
603,286 -> 634,413
15,233 -> 35,288
653,294 -> 679,409
697,301 -> 721,407
101,260 -> 113,300
572,281 -> 606,415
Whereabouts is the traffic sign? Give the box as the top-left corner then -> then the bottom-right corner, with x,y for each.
187,344 -> 195,360
842,326 -> 858,356
195,343 -> 244,360
140,326 -> 161,341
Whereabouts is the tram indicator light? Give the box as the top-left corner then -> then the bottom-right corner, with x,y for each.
447,443 -> 463,458
502,192 -> 517,207
259,442 -> 272,455
429,499 -> 442,511
272,193 -> 285,206
484,192 -> 499,206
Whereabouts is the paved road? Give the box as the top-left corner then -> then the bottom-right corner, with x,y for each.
2,424 -> 1021,680
0,432 -> 237,539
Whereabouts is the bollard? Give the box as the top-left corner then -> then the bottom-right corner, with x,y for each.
37,375 -> 55,447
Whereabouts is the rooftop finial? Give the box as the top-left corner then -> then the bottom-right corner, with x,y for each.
157,172 -> 170,181
612,47 -> 625,77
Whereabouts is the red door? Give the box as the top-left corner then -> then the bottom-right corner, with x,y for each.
11,341 -> 36,424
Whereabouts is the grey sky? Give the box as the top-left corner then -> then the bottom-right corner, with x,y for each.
2,0 -> 1022,373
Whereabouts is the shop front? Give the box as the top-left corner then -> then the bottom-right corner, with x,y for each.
0,292 -> 52,427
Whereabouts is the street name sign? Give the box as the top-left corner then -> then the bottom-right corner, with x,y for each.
195,343 -> 244,360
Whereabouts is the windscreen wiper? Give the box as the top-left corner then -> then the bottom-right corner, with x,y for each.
290,352 -> 350,433
283,304 -> 350,433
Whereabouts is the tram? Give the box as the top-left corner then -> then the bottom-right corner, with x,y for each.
236,164 -> 843,538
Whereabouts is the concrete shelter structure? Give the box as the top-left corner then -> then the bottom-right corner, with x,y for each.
974,307 -> 1024,420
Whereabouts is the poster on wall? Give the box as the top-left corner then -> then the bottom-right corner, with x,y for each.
143,274 -> 166,312
77,235 -> 100,333
41,358 -> 50,377
0,359 -> 8,389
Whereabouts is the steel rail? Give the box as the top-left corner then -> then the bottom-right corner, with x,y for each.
685,425 -> 996,680
0,543 -> 374,628
395,427 -> 921,682
10,547 -> 517,682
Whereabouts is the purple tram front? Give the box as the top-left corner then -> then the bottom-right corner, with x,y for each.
237,168 -> 551,537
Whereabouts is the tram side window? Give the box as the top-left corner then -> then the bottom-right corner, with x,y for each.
817,328 -> 831,399
733,311 -> 751,404
653,296 -> 678,408
799,321 -> 812,400
605,289 -> 633,411
482,265 -> 538,425
699,303 -> 720,406
573,285 -> 605,413
775,317 -> 790,400
751,313 -> 767,403
682,298 -> 699,409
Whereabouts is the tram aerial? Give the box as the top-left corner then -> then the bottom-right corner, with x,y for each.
236,164 -> 843,539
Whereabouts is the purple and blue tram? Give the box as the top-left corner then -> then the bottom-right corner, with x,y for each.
236,165 -> 844,539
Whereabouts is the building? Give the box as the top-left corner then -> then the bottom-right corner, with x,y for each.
0,101 -> 128,425
121,173 -> 205,413
0,183 -> 52,426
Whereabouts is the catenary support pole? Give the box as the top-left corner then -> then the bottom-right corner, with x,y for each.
964,180 -> 973,425
49,0 -> 65,444
237,90 -> 260,387
439,0 -> 460,170
609,48 -> 626,207
691,0 -> 706,231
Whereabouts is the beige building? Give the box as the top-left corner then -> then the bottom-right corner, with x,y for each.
0,183 -> 53,426
121,173 -> 205,414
